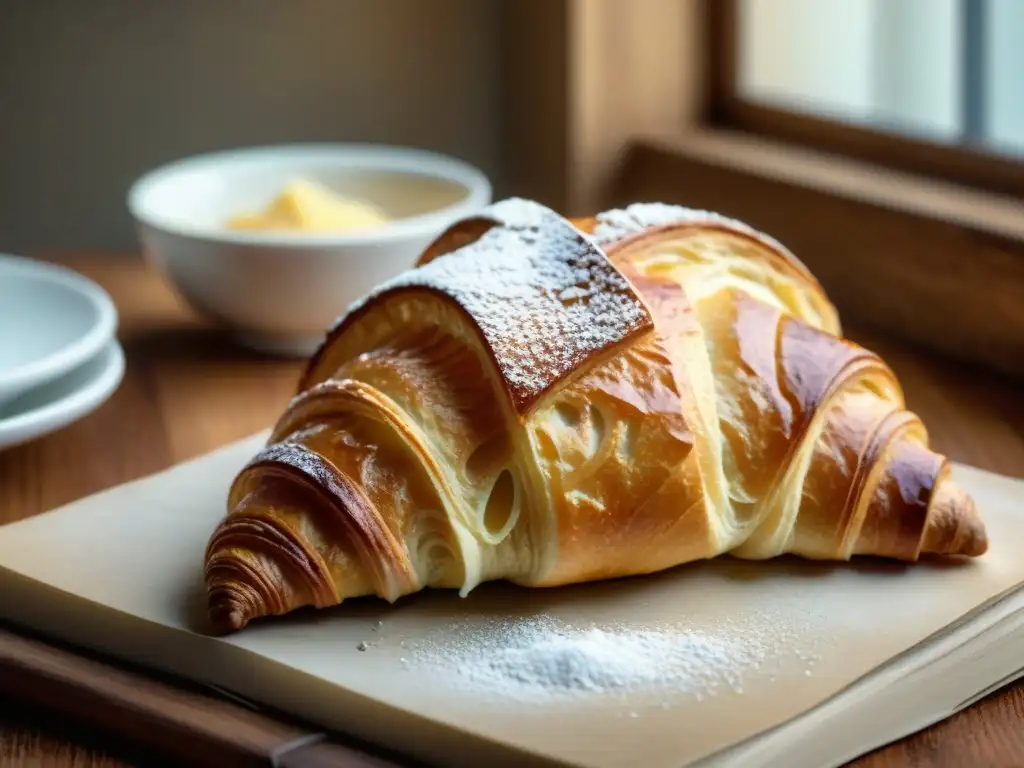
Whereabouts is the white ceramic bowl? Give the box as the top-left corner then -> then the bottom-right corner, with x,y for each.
0,254 -> 118,408
127,144 -> 492,356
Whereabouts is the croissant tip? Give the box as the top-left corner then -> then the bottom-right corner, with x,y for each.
921,480 -> 988,559
223,610 -> 248,633
207,598 -> 250,634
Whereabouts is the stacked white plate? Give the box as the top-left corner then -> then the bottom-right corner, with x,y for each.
0,254 -> 125,451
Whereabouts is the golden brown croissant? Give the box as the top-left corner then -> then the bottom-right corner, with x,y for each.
204,198 -> 987,632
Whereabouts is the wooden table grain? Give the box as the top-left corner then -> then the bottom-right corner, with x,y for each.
1,254 -> 1023,768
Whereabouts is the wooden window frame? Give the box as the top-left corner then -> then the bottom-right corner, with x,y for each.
500,0 -> 1024,380
707,0 -> 1024,200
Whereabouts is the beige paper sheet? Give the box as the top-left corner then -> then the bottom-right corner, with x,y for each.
0,433 -> 1022,768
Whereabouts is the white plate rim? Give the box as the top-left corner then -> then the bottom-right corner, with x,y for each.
0,254 -> 119,399
0,339 -> 126,451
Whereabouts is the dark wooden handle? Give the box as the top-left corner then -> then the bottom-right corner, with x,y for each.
0,626 -> 404,768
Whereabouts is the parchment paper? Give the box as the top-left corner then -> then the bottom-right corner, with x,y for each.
0,432 -> 1022,768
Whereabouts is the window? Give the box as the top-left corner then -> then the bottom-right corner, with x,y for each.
500,0 -> 1024,381
711,0 -> 1024,195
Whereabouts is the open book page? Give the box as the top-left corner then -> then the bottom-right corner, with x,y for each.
1,434 -> 1022,768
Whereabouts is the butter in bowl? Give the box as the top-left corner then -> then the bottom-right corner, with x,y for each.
224,178 -> 390,234
126,144 -> 492,356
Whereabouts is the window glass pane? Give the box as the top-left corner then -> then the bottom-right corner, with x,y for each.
871,0 -> 961,141
986,0 -> 1024,155
738,0 -> 878,124
736,0 -> 1024,159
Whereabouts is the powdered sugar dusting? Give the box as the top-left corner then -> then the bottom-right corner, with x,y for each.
404,613 -> 815,703
591,203 -> 798,263
338,199 -> 652,413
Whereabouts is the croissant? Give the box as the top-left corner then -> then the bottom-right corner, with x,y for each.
204,198 -> 988,632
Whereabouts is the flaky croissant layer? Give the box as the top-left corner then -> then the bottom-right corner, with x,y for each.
204,199 -> 987,633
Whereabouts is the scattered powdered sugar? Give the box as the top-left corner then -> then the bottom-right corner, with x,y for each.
467,625 -> 749,695
404,613 -> 798,703
332,199 -> 653,413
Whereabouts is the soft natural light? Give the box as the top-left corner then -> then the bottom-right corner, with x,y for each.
737,0 -> 1024,155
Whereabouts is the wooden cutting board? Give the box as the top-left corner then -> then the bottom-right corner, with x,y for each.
0,625 -> 407,768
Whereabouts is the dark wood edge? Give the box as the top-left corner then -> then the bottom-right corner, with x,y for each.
704,0 -> 736,125
705,0 -> 1024,198
0,623 -> 411,768
610,138 -> 1024,382
716,101 -> 1024,201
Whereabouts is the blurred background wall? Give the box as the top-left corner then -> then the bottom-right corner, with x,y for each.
0,0 -> 502,252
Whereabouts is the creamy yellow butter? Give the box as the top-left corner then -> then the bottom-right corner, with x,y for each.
226,178 -> 389,232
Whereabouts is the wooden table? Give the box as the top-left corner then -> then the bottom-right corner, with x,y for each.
2,254 -> 1023,768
